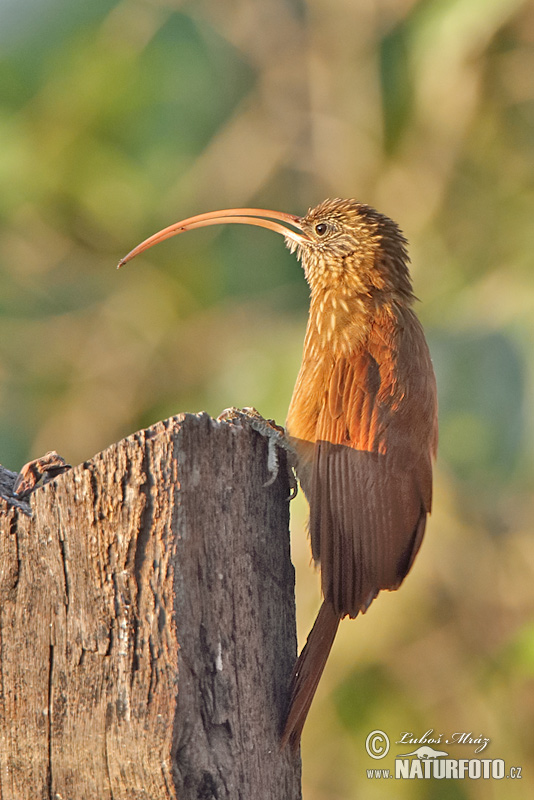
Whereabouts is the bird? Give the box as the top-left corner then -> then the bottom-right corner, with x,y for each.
119,198 -> 438,750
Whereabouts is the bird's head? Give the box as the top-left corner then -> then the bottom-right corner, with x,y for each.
118,198 -> 413,303
293,199 -> 413,301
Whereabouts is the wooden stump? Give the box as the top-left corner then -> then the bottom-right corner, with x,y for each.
0,413 -> 301,799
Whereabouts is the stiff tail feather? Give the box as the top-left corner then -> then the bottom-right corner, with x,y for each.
281,601 -> 340,750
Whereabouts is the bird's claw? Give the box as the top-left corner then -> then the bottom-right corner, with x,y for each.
217,407 -> 298,499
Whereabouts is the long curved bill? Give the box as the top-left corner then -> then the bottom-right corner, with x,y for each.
118,207 -> 310,268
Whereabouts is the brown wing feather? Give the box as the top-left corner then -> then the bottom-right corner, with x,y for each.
309,307 -> 437,618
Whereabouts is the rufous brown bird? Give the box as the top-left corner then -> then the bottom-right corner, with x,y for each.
119,198 -> 438,750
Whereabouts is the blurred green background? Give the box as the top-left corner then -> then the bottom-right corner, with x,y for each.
1,0 -> 533,796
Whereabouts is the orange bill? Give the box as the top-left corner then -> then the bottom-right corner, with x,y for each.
118,207 -> 311,267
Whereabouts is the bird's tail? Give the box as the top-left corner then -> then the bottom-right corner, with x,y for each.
281,601 -> 340,750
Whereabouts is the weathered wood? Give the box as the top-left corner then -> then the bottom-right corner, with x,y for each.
0,413 -> 301,799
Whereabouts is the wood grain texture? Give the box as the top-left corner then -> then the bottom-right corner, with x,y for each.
0,413 -> 301,800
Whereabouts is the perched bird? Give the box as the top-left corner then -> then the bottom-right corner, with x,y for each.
119,198 -> 438,749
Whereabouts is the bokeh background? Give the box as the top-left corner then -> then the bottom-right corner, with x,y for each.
1,0 -> 533,797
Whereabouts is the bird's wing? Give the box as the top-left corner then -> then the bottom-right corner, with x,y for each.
309,310 -> 436,617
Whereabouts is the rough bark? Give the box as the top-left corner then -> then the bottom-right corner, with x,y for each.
0,412 -> 301,800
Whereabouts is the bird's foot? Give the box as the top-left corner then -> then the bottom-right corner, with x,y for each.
13,451 -> 72,498
217,407 -> 298,499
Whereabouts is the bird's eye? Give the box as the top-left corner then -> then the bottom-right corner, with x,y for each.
315,223 -> 328,236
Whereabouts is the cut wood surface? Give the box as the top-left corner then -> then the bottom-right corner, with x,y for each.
0,412 -> 301,800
